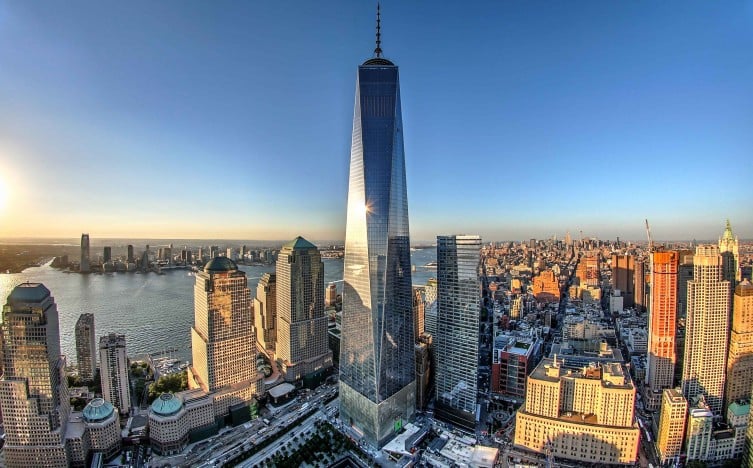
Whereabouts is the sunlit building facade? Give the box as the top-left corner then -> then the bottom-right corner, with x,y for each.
276,237 -> 332,383
75,313 -> 96,382
682,245 -> 730,416
99,333 -> 131,416
656,388 -> 687,465
339,32 -> 416,447
253,273 -> 277,354
0,283 -> 70,467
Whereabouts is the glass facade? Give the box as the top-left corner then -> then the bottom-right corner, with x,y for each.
435,235 -> 481,429
339,58 -> 415,448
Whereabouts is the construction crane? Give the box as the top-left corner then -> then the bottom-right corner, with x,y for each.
645,219 -> 654,253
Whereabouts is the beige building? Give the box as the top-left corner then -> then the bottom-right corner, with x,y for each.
254,273 -> 277,354
276,237 -> 332,383
726,279 -> 753,409
99,333 -> 131,416
325,282 -> 338,307
719,219 -> 740,283
148,390 -> 215,455
513,357 -> 639,465
656,388 -> 687,465
82,398 -> 121,459
682,245 -> 731,416
0,283 -> 71,467
189,257 -> 261,416
686,398 -> 714,462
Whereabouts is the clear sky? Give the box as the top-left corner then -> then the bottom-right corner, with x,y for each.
0,1 -> 751,242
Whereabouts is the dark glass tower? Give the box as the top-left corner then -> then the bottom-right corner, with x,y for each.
339,6 -> 415,448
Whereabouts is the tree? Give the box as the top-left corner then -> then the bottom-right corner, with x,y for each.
147,371 -> 188,403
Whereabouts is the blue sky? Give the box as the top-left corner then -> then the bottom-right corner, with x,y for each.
0,1 -> 751,242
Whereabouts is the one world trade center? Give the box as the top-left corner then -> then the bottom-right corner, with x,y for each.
338,5 -> 416,448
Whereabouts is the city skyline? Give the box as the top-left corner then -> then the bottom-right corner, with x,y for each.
1,1 -> 751,241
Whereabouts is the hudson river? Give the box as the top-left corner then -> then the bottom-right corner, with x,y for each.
0,248 -> 436,363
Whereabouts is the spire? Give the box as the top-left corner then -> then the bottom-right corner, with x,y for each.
374,2 -> 382,57
722,219 -> 734,241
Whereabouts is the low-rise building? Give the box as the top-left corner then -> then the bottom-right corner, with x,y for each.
148,390 -> 215,455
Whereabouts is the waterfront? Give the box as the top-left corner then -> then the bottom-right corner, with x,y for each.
0,248 -> 437,363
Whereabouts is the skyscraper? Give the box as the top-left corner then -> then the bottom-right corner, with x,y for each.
99,333 -> 131,416
0,283 -> 70,466
719,219 -> 740,283
276,237 -> 332,383
189,257 -> 260,416
611,254 -> 635,307
412,286 -> 425,341
80,233 -> 90,273
682,245 -> 731,415
127,244 -> 134,263
645,250 -> 679,411
435,235 -> 481,430
725,279 -> 753,409
656,388 -> 687,466
75,313 -> 96,381
635,259 -> 646,311
339,6 -> 416,447
103,246 -> 112,263
254,273 -> 277,354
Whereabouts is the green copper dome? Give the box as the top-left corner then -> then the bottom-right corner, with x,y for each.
8,283 -> 51,304
82,398 -> 115,423
203,257 -> 238,273
150,393 -> 184,417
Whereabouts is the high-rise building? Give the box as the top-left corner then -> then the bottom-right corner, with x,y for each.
99,333 -> 131,416
677,251 -> 694,318
339,8 -> 416,447
635,259 -> 646,311
103,246 -> 112,263
415,333 -> 432,410
435,235 -> 481,430
611,254 -> 635,308
424,278 -> 438,337
253,273 -> 277,354
531,269 -> 560,303
189,257 -> 259,417
75,313 -> 96,382
719,219 -> 740,283
80,233 -> 90,273
656,388 -> 687,465
645,250 -> 679,410
682,245 -> 731,416
744,383 -> 753,467
127,244 -> 134,263
412,286 -> 425,341
276,237 -> 332,383
325,282 -> 338,307
686,398 -> 714,462
513,358 -> 639,465
725,279 -> 753,409
0,283 -> 71,466
576,254 -> 600,288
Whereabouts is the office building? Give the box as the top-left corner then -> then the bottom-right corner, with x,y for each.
127,244 -> 134,263
727,401 -> 749,460
611,254 -> 635,308
424,278 -> 438,337
677,252 -> 694,318
719,219 -> 740,283
415,334 -> 432,410
103,246 -> 111,263
531,269 -> 560,303
413,286 -> 425,340
0,283 -> 71,466
491,332 -> 541,401
326,282 -> 338,307
75,313 -> 96,382
656,388 -> 687,465
80,233 -> 90,273
513,358 -> 640,465
82,398 -> 121,459
189,257 -> 260,417
276,237 -> 332,384
339,9 -> 416,447
99,333 -> 131,416
577,254 -> 600,288
686,398 -> 714,462
682,245 -> 731,416
253,273 -> 277,354
435,235 -> 481,430
725,279 -> 753,409
645,250 -> 679,411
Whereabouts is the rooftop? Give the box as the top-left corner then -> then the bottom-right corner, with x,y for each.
150,392 -> 184,417
728,401 -> 750,418
203,256 -> 238,273
282,236 -> 317,251
7,282 -> 50,304
83,398 -> 116,423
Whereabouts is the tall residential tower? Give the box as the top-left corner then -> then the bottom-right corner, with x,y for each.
339,6 -> 416,448
99,333 -> 131,416
80,233 -> 90,273
75,313 -> 96,381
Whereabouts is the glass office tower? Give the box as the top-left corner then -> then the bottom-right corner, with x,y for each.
435,235 -> 481,430
339,42 -> 416,447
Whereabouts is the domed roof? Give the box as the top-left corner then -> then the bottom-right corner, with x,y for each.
82,398 -> 115,423
150,393 -> 184,417
8,283 -> 50,304
282,236 -> 317,251
203,256 -> 238,273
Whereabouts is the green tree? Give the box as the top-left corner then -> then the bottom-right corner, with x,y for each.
147,370 -> 188,403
